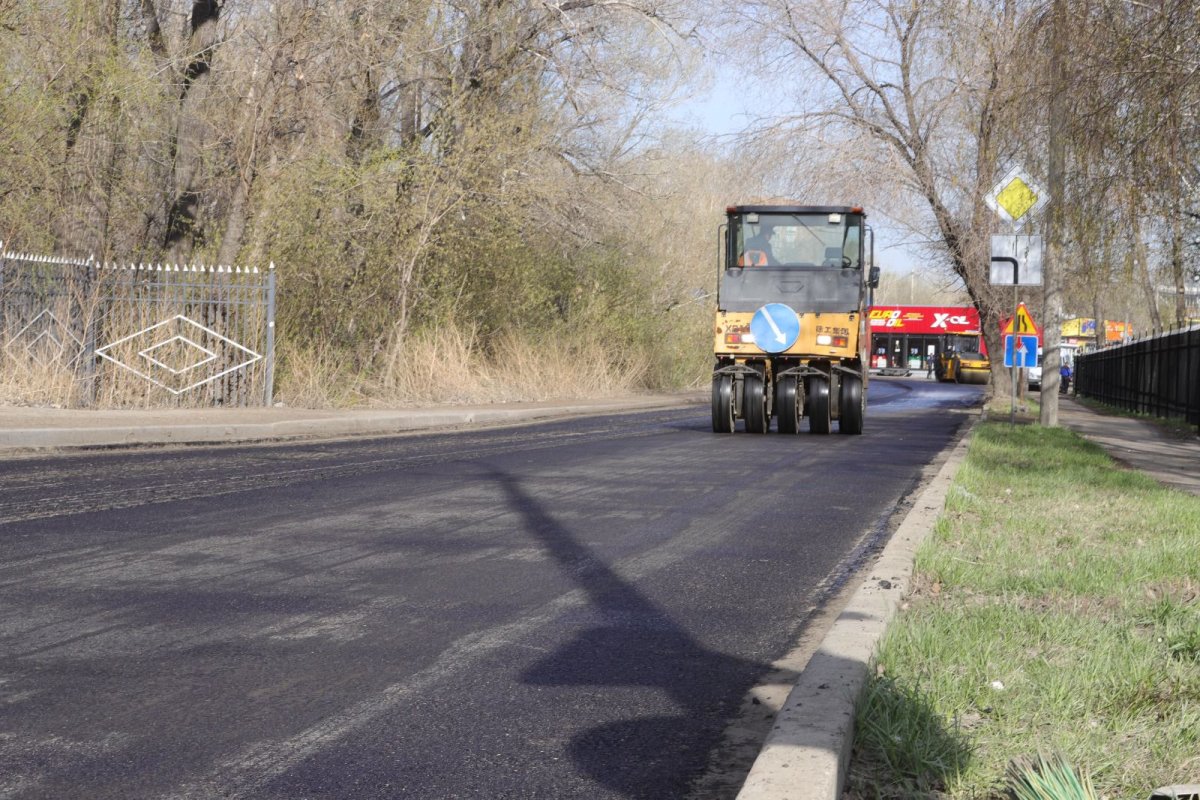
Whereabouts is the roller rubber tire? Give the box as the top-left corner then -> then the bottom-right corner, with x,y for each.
776,375 -> 802,434
839,373 -> 865,435
711,374 -> 735,433
744,373 -> 769,434
807,376 -> 831,434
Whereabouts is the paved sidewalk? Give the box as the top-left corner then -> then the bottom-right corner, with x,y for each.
1057,396 -> 1200,496
0,392 -> 705,452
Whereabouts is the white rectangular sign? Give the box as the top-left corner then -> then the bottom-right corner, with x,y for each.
990,234 -> 1043,286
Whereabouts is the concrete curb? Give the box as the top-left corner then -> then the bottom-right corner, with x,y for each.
736,414 -> 978,800
0,395 -> 703,452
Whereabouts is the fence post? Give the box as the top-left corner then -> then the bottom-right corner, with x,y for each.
0,241 -> 5,328
82,258 -> 98,407
1190,327 -> 1199,434
264,262 -> 276,407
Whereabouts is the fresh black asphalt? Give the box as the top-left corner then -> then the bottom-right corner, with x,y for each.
0,378 -> 983,799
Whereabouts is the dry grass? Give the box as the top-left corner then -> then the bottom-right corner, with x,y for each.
272,339 -> 371,408
360,322 -> 653,406
5,320 -> 666,410
0,356 -> 78,407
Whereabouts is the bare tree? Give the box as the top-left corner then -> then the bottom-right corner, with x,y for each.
1,0 -> 719,403
729,0 -> 1026,391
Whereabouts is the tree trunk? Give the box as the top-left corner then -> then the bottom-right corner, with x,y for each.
55,0 -> 121,257
164,0 -> 222,261
1041,0 -> 1067,424
1170,209 -> 1187,326
1132,207 -> 1162,331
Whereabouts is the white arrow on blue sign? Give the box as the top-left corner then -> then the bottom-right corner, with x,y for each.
1003,334 -> 1039,368
750,303 -> 801,353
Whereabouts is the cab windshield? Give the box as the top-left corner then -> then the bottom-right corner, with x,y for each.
721,211 -> 864,314
734,212 -> 860,268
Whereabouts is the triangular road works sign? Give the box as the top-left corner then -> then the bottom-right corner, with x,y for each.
1001,303 -> 1040,335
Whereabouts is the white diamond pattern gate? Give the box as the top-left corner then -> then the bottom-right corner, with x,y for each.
0,241 -> 276,407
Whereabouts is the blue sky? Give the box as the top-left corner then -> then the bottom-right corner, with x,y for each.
663,60 -> 939,282
666,68 -> 755,137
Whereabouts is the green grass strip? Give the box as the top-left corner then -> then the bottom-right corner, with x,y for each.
849,422 -> 1200,799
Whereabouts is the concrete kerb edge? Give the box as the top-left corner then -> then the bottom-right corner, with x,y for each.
736,414 -> 979,800
0,395 -> 704,452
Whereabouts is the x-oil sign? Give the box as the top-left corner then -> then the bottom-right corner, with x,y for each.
867,306 -> 980,335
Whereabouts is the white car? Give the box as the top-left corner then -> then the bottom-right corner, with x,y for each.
1027,365 -> 1042,389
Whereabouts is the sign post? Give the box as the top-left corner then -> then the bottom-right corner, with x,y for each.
987,166 -> 1049,424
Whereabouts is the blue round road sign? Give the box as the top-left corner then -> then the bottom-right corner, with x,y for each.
750,303 -> 801,353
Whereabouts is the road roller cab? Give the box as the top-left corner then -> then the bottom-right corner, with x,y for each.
711,205 -> 879,434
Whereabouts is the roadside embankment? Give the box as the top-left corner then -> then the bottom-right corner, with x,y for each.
847,413 -> 1200,797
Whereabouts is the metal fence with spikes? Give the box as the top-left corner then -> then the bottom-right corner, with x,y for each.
0,241 -> 276,407
1074,323 -> 1200,433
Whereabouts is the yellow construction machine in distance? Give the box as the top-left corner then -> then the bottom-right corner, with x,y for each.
711,204 -> 879,434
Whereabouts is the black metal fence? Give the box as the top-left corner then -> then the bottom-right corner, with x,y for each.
1,241 -> 276,407
1074,325 -> 1200,431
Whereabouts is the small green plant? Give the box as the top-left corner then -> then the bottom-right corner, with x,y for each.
1006,754 -> 1098,800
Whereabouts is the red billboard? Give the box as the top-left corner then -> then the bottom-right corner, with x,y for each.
867,306 -> 980,335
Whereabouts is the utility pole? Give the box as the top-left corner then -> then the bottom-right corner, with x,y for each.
1041,0 -> 1068,426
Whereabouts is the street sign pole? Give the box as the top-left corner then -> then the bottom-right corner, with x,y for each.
1012,228 -> 1020,425
986,165 -> 1049,426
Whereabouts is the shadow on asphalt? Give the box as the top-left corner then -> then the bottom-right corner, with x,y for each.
488,467 -> 803,798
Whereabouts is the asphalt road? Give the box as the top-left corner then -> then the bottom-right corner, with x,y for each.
0,378 -> 983,799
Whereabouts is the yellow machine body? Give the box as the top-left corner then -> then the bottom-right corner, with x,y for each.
713,310 -> 864,363
709,204 -> 877,435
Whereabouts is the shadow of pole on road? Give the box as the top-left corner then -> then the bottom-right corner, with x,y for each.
488,467 -> 796,797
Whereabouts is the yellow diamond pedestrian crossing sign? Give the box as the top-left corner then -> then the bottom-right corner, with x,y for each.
986,166 -> 1050,225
